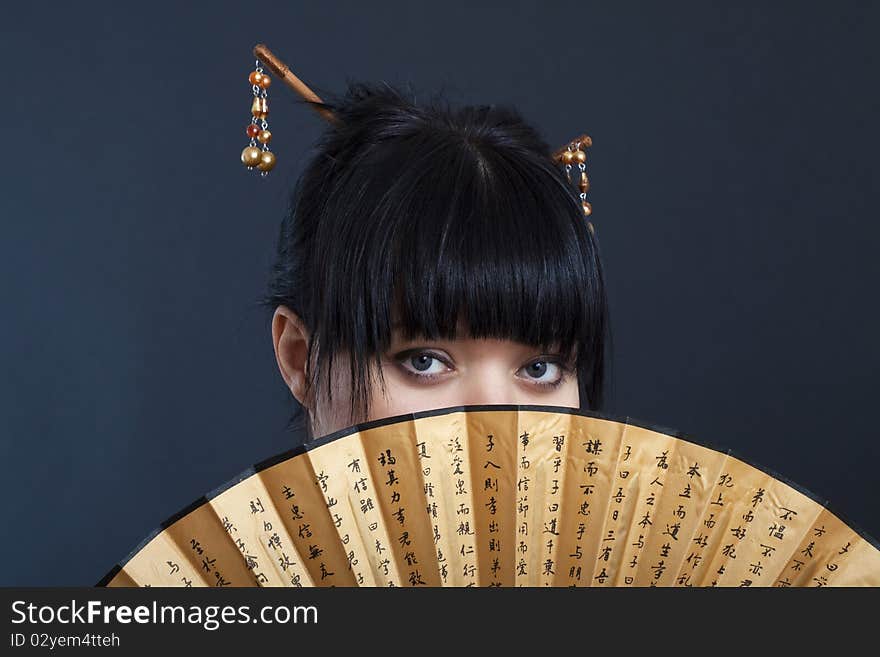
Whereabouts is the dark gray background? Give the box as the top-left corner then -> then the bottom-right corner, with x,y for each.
2,1 -> 877,586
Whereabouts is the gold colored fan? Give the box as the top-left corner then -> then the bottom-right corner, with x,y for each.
98,405 -> 880,587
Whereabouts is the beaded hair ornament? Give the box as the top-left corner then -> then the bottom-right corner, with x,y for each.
241,44 -> 595,234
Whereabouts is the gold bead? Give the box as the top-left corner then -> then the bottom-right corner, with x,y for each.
257,150 -> 276,172
258,74 -> 271,89
257,129 -> 272,144
561,150 -> 574,165
241,146 -> 262,167
582,201 -> 592,217
579,171 -> 590,193
251,96 -> 268,119
573,149 -> 586,164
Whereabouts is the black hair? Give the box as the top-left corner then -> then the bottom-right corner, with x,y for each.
260,80 -> 612,440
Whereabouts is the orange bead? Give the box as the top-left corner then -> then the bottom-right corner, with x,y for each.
248,71 -> 263,86
246,124 -> 261,138
582,201 -> 592,216
258,74 -> 271,89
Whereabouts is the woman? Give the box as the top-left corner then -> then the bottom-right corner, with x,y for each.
263,81 -> 611,441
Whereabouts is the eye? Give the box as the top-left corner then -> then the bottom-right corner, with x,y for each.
518,358 -> 570,390
396,350 -> 451,381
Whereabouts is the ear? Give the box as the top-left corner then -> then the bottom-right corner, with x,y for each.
272,305 -> 312,406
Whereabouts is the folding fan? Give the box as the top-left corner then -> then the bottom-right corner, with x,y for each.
98,405 -> 880,587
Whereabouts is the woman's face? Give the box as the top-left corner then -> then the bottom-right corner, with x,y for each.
272,306 -> 580,439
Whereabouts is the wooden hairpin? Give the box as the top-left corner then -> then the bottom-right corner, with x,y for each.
250,43 -> 595,231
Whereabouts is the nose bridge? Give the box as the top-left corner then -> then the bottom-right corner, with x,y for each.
458,359 -> 518,407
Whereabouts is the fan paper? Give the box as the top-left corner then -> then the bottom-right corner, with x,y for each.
99,406 -> 880,587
